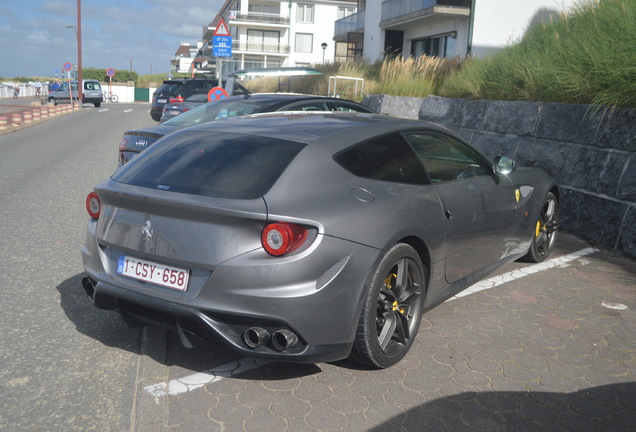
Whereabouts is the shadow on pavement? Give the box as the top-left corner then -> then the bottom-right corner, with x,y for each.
369,382 -> 636,431
56,273 -> 142,353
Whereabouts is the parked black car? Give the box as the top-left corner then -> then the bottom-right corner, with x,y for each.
150,78 -> 249,121
121,93 -> 375,166
159,93 -> 209,122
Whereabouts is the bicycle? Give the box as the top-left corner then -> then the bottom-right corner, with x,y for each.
103,91 -> 118,103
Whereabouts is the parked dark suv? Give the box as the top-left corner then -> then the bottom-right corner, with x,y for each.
150,78 -> 249,121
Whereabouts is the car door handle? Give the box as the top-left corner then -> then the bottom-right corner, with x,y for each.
445,209 -> 453,220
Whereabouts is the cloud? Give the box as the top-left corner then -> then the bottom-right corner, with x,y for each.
0,0 -> 225,78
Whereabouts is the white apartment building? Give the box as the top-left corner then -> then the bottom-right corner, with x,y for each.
334,0 -> 581,63
199,0 -> 357,76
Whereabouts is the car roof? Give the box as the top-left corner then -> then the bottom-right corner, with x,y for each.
172,111 -> 446,148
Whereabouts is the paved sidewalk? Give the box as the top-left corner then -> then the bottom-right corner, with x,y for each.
133,232 -> 636,431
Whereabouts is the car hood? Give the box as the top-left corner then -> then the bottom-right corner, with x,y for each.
120,124 -> 181,152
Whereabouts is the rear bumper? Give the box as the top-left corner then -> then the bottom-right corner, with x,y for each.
81,274 -> 353,363
81,227 -> 382,364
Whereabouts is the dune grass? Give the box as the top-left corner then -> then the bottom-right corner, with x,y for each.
439,0 -> 636,108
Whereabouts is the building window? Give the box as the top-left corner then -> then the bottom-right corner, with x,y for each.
244,56 -> 264,69
296,4 -> 314,23
295,33 -> 313,53
248,3 -> 279,14
412,33 -> 456,58
247,30 -> 281,52
338,7 -> 355,19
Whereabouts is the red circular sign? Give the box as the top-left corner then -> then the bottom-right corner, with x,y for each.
106,68 -> 116,77
64,63 -> 72,71
208,86 -> 228,101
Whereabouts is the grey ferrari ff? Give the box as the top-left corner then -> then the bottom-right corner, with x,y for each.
82,112 -> 559,368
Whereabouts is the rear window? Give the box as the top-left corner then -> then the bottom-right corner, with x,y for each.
157,82 -> 184,94
84,81 -> 101,90
112,131 -> 306,199
163,98 -> 273,127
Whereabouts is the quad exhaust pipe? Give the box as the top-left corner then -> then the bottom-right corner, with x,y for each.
243,327 -> 270,348
272,329 -> 299,351
243,327 -> 300,351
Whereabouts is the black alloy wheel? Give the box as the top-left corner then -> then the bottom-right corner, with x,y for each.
353,243 -> 425,368
521,192 -> 559,263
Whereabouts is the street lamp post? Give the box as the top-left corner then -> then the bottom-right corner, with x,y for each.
64,0 -> 82,107
321,42 -> 328,64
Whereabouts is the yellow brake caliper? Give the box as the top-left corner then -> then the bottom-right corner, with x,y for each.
384,273 -> 405,314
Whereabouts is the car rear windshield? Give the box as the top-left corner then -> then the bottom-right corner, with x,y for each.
163,98 -> 274,128
112,131 -> 306,199
157,82 -> 184,94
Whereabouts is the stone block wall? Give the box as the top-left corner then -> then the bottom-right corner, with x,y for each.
362,95 -> 636,258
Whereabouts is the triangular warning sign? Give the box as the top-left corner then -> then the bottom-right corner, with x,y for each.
214,19 -> 231,36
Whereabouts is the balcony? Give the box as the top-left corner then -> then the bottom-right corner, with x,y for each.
233,39 -> 290,55
230,11 -> 289,26
381,0 -> 470,27
203,12 -> 290,40
334,11 -> 365,42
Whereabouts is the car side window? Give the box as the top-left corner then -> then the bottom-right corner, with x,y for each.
334,133 -> 429,184
331,102 -> 372,113
285,102 -> 329,111
403,131 -> 491,183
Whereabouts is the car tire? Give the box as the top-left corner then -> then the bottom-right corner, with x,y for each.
519,192 -> 559,263
49,98 -> 57,106
94,102 -> 101,108
352,243 -> 426,368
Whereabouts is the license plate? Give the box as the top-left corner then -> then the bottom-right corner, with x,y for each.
117,255 -> 189,291
157,98 -> 167,103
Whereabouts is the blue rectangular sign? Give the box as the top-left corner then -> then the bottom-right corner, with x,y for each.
213,36 -> 232,57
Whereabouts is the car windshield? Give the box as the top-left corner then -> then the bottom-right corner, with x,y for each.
163,97 -> 273,128
112,131 -> 306,199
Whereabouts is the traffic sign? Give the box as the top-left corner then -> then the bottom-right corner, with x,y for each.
208,86 -> 228,101
64,63 -> 72,71
106,68 -> 116,77
213,36 -> 232,57
213,18 -> 232,57
214,19 -> 231,36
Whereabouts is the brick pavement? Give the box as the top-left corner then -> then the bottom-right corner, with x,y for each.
134,232 -> 636,431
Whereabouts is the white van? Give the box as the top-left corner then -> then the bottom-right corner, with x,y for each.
48,79 -> 103,107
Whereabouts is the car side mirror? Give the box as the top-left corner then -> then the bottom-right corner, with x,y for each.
494,156 -> 516,175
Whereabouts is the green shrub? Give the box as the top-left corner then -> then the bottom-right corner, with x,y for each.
440,0 -> 636,108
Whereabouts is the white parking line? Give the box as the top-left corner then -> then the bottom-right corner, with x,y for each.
143,247 -> 598,399
449,247 -> 598,300
144,358 -> 272,398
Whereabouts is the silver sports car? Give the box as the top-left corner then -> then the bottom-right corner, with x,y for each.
81,112 -> 558,368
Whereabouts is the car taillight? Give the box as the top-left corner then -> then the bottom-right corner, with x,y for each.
169,96 -> 184,103
261,222 -> 308,256
86,192 -> 101,219
119,136 -> 128,150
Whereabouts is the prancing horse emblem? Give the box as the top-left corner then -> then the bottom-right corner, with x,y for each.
141,220 -> 153,242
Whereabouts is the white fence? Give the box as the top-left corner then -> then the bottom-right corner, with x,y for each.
2,81 -> 156,103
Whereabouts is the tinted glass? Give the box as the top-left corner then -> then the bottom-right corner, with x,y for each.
331,102 -> 373,113
163,98 -> 273,127
403,132 -> 491,182
112,131 -> 306,199
334,133 -> 428,184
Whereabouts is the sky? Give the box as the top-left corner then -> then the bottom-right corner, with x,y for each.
0,0 -> 226,79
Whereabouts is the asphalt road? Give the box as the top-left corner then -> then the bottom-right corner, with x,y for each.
0,102 -> 154,432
